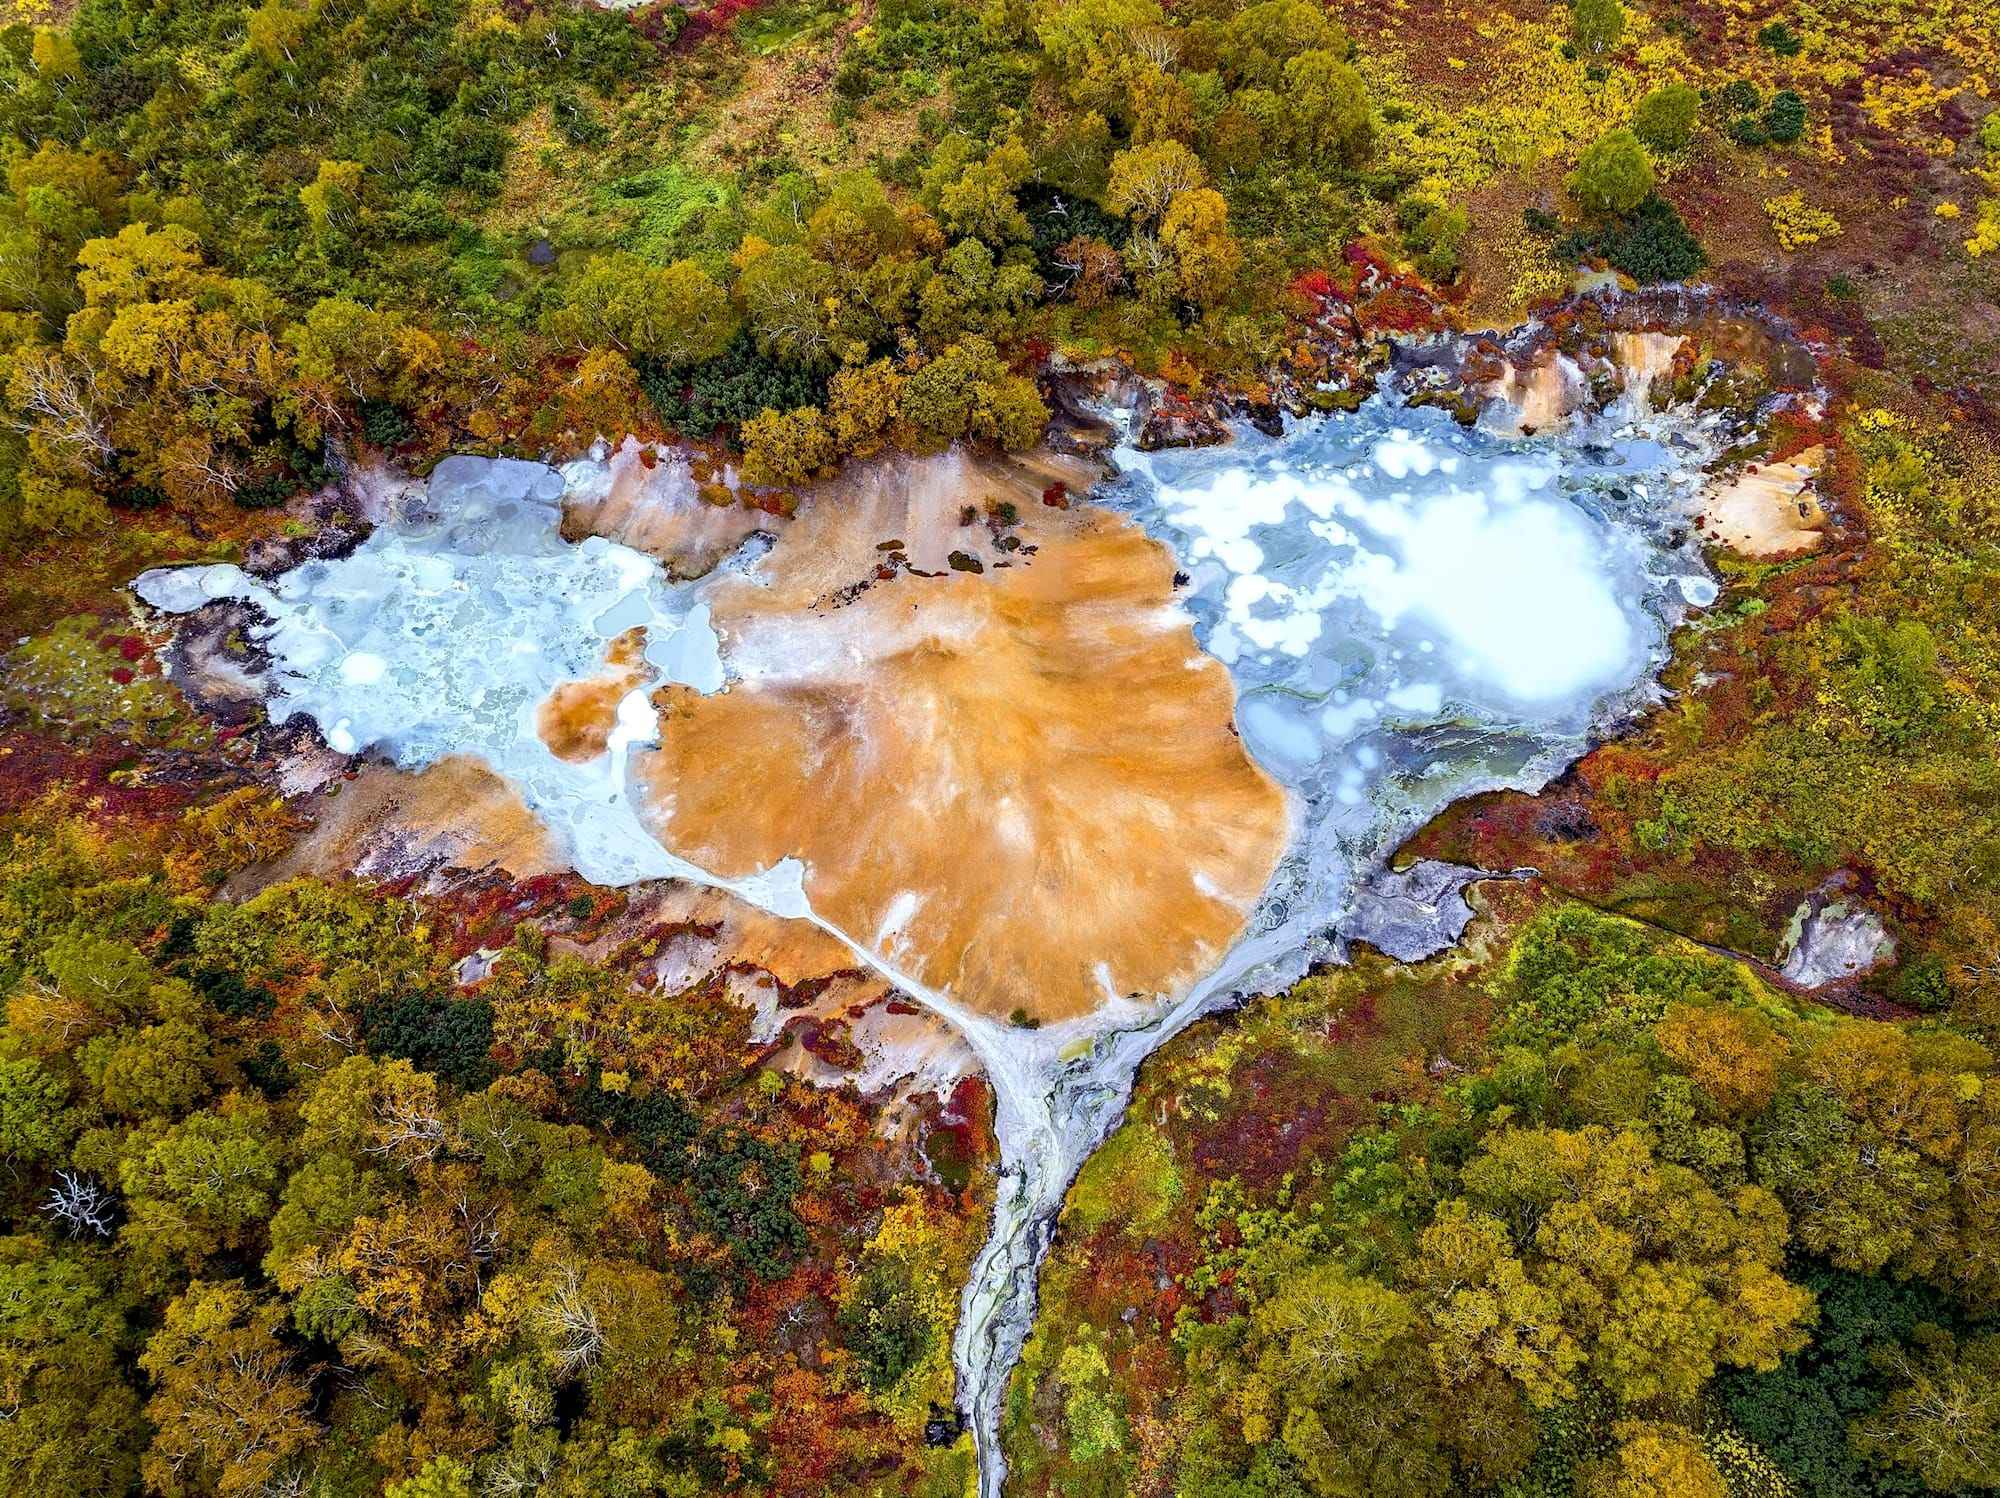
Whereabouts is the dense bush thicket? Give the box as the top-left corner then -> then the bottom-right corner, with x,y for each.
0,798 -> 983,1496
1008,903 -> 2000,1496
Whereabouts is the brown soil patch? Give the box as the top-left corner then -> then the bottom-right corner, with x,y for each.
635,449 -> 1292,1025
1696,447 -> 1826,558
248,755 -> 566,888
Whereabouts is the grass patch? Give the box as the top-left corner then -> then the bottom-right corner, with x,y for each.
735,0 -> 849,55
4,616 -> 203,745
597,163 -> 735,263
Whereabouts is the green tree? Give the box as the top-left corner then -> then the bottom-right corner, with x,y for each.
1567,128 -> 1655,217
80,1019 -> 213,1118
1725,1267 -> 1950,1498
927,139 -> 1035,246
264,1153 -> 384,1282
916,237 -> 1043,342
1214,0 -> 1345,88
1631,84 -> 1701,152
1570,0 -> 1626,56
1032,0 -> 1167,85
1764,90 -> 1807,144
0,1057 -> 77,1164
39,930 -> 157,1015
1279,50 -> 1374,168
297,159 -> 364,248
1252,1263 -> 1413,1402
545,253 -> 738,366
900,336 -> 1046,450
1030,107 -> 1115,196
733,243 -> 839,371
119,1105 -> 284,1266
0,145 -> 123,328
285,297 -> 443,409
1057,1333 -> 1125,1462
387,1456 -> 475,1498
1750,1081 -> 1954,1280
0,1243 -> 144,1498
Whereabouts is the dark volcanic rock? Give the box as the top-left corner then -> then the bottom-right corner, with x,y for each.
1133,382 -> 1232,451
159,601 -> 274,726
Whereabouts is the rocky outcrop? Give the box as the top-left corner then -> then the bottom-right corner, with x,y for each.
1695,446 -> 1827,558
1390,285 -> 1823,442
1132,381 -> 1236,451
1779,879 -> 1896,988
1342,860 -> 1526,963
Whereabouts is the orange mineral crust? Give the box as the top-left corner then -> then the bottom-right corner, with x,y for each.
536,628 -> 650,763
634,450 -> 1291,1025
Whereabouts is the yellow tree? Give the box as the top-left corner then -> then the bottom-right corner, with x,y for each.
1654,1003 -> 1785,1118
62,223 -> 291,504
827,359 -> 908,459
1418,1125 -> 1814,1409
1160,186 -> 1242,308
739,405 -> 835,488
1588,1421 -> 1725,1498
138,1281 -> 319,1498
545,252 -> 739,366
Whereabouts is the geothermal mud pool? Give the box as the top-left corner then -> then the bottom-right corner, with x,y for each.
139,374 -> 1733,1495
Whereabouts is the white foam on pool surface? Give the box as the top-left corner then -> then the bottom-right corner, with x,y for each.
1111,401 -> 1715,808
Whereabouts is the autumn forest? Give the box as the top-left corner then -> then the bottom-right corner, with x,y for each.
2,0 -> 1999,1493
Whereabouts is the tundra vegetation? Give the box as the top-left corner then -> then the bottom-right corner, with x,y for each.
0,0 -> 1998,1492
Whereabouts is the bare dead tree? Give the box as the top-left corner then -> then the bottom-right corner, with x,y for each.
532,1264 -> 606,1380
10,348 -> 113,470
44,1170 -> 116,1238
368,1088 -> 448,1167
1131,25 -> 1180,69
